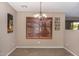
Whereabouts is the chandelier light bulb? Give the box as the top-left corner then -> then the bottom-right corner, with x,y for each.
34,14 -> 47,18
33,14 -> 40,18
42,14 -> 47,18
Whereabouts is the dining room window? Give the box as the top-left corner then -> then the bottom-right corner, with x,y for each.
65,20 -> 79,30
26,17 -> 52,39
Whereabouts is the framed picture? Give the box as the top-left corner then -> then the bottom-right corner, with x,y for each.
26,17 -> 52,39
7,13 -> 13,33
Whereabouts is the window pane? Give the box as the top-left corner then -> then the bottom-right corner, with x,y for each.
65,20 -> 79,30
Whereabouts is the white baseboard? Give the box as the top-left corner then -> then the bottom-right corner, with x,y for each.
64,47 -> 77,56
16,46 -> 64,48
6,47 -> 16,56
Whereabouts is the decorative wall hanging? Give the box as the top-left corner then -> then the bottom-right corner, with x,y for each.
26,17 -> 52,39
7,13 -> 13,33
54,17 -> 60,30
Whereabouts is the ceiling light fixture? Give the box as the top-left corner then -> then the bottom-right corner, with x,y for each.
21,5 -> 27,8
34,2 -> 47,19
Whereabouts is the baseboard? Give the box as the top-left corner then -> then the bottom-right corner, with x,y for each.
5,46 -> 78,56
6,46 -> 77,56
16,46 -> 64,48
64,47 -> 77,56
6,47 -> 16,56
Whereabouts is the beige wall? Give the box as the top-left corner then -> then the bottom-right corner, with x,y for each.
65,30 -> 79,56
0,2 -> 79,56
0,3 -> 16,55
16,12 -> 65,48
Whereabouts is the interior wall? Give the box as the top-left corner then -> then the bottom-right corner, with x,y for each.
0,2 -> 16,56
64,17 -> 79,56
65,30 -> 79,56
16,12 -> 65,48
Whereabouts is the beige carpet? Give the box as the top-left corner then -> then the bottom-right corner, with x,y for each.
9,48 -> 73,56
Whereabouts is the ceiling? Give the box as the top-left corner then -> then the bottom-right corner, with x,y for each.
8,2 -> 79,16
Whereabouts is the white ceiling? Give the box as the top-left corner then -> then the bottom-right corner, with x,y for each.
8,2 -> 79,16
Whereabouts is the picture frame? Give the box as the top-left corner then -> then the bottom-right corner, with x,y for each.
7,13 -> 13,33
26,17 -> 52,39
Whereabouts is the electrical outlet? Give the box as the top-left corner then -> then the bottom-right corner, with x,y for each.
37,41 -> 40,44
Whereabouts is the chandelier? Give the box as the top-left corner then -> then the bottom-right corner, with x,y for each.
33,2 -> 47,19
